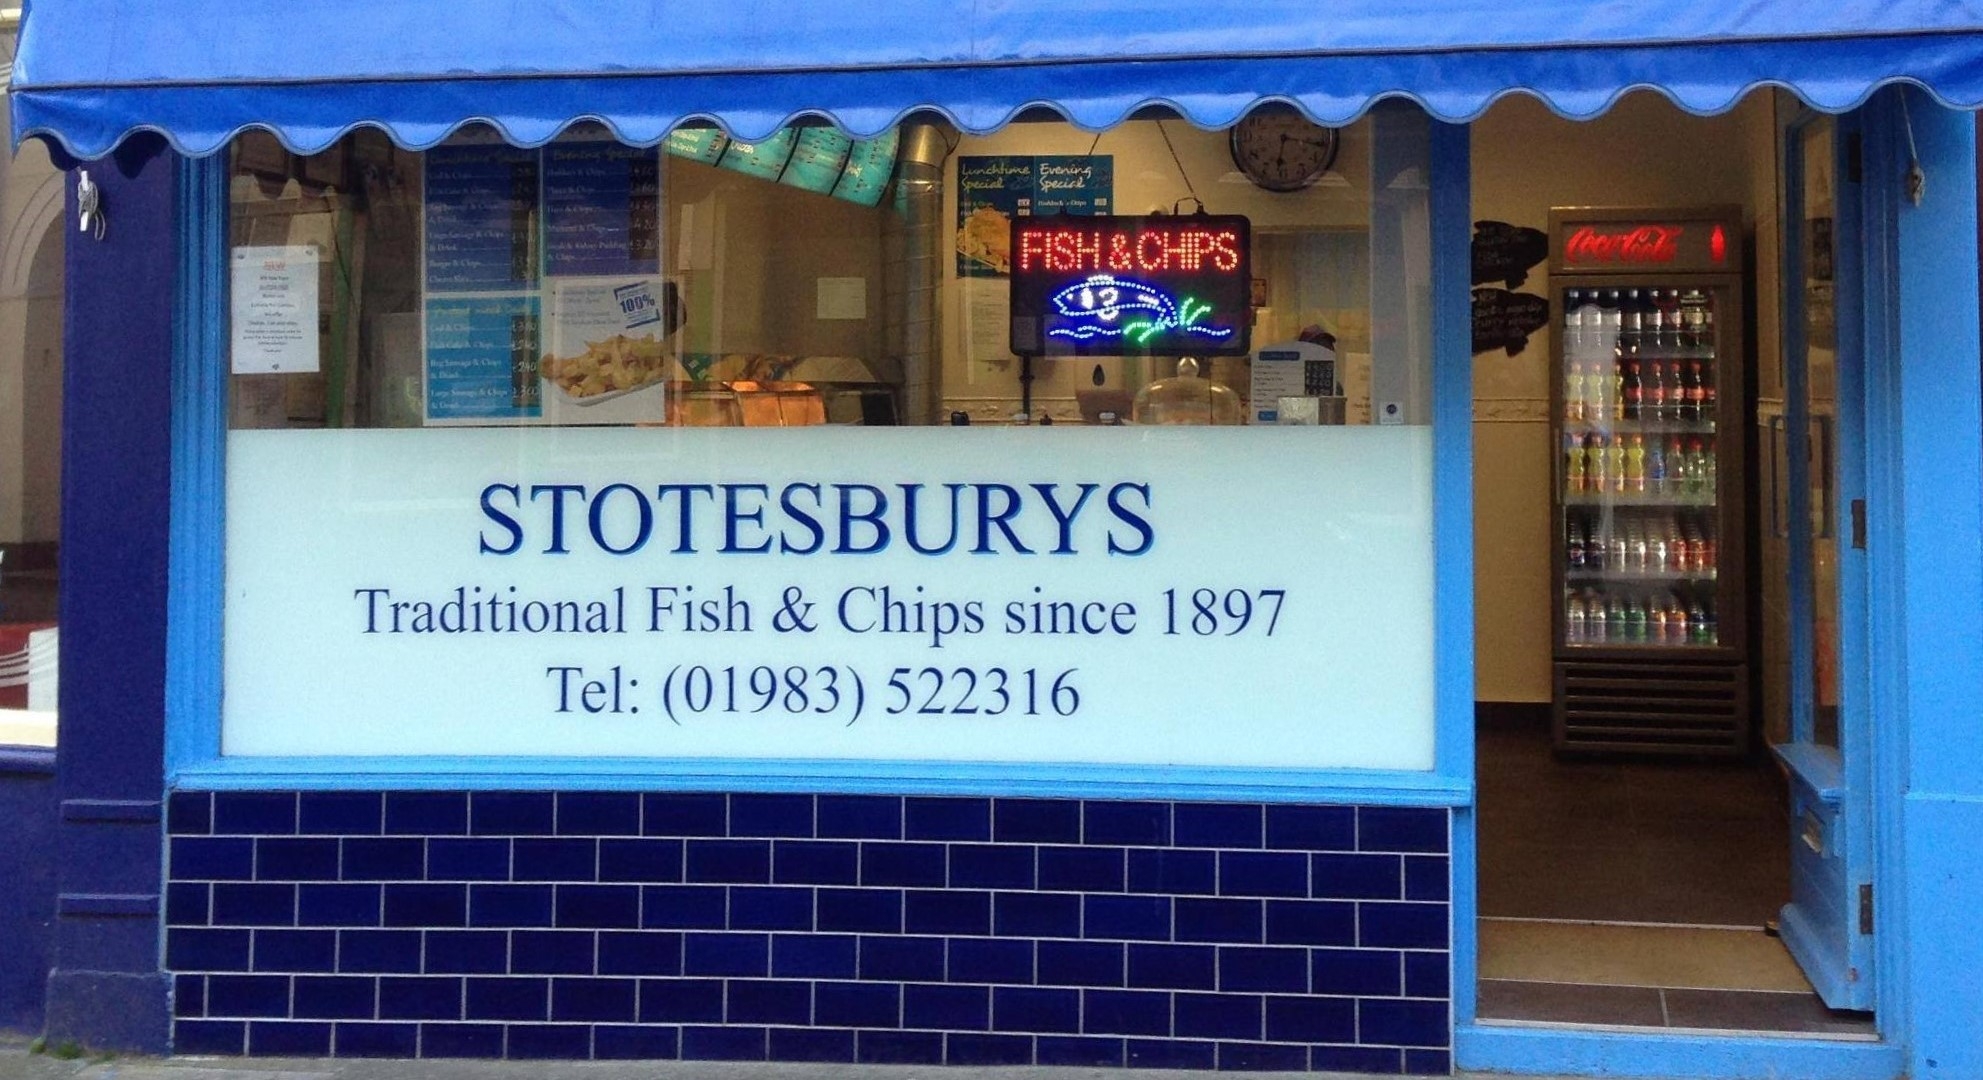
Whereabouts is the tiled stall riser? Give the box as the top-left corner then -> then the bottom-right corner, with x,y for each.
166,792 -> 1451,1074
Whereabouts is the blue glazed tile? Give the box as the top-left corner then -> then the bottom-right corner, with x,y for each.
1312,1044 -> 1402,1073
464,976 -> 548,1021
729,887 -> 813,931
858,1030 -> 944,1064
768,1027 -> 854,1062
726,979 -> 811,1025
255,838 -> 341,882
681,1024 -> 767,1060
299,884 -> 381,928
1127,1038 -> 1217,1069
174,974 -> 205,1018
904,889 -> 991,936
383,883 -> 467,928
424,930 -> 509,974
1174,898 -> 1263,944
1361,903 -> 1449,950
1265,899 -> 1356,947
1312,853 -> 1404,900
1126,943 -> 1215,990
426,839 -> 510,882
946,1032 -> 1032,1065
383,792 -> 467,836
172,837 -> 255,881
816,887 -> 902,933
1037,940 -> 1124,987
248,1020 -> 333,1056
1406,1048 -> 1453,1075
513,838 -> 598,882
1040,847 -> 1125,893
686,839 -> 772,884
645,793 -> 728,837
598,930 -> 683,976
993,891 -> 1080,938
293,976 -> 377,1020
298,793 -> 382,837
684,931 -> 770,977
555,884 -> 640,929
506,1023 -> 592,1059
1313,948 -> 1404,996
1358,807 -> 1448,854
772,840 -> 858,886
1126,849 -> 1216,895
861,842 -> 946,887
1405,951 -> 1450,999
948,844 -> 1036,889
556,792 -> 642,837
166,882 -> 210,927
336,929 -> 422,973
1404,856 -> 1450,902
204,974 -> 290,1018
815,980 -> 899,1027
551,976 -> 638,1022
510,929 -> 596,975
1265,805 -> 1356,852
333,1022 -> 419,1057
1174,991 -> 1262,1040
642,885 -> 727,929
469,884 -> 554,928
860,935 -> 945,981
1081,988 -> 1168,1036
1219,946 -> 1309,993
469,792 -> 555,836
1174,802 -> 1263,849
175,1020 -> 245,1055
772,933 -> 857,979
1359,998 -> 1449,1048
419,1023 -> 506,1059
1084,895 -> 1170,942
992,986 -> 1080,1033
251,928 -> 335,972
1219,1041 -> 1309,1071
212,883 -> 296,928
168,928 -> 252,972
1265,994 -> 1356,1043
168,792 -> 212,836
595,1023 -> 682,1060
815,795 -> 901,840
948,937 -> 1033,984
993,798 -> 1081,844
212,793 -> 297,836
905,983 -> 988,1030
599,838 -> 683,883
1038,1035 -> 1124,1066
377,975 -> 462,1020
905,797 -> 990,841
1219,851 -> 1309,898
1083,800 -> 1170,847
729,794 -> 815,838
340,838 -> 425,881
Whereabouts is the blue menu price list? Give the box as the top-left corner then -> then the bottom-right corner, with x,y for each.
425,145 -> 541,292
543,143 -> 662,277
425,296 -> 543,420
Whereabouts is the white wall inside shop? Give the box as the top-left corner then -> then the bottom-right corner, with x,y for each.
0,109 -> 65,547
1469,91 -> 1782,703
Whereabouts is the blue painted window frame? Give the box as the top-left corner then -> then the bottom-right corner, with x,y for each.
165,119 -> 1477,807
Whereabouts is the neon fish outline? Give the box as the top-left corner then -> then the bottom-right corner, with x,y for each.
1045,274 -> 1236,345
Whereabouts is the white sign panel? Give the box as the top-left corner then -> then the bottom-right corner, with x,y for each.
223,427 -> 1435,770
230,245 -> 321,375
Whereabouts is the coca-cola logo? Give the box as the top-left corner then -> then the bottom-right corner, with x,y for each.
1565,225 -> 1683,264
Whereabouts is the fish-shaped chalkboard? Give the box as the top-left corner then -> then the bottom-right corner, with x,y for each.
1472,220 -> 1549,289
1472,288 -> 1551,357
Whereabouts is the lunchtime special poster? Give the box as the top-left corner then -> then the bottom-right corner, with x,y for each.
955,155 -> 1113,278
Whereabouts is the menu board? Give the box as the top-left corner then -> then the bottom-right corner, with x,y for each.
832,129 -> 901,207
783,129 -> 854,194
543,143 -> 662,277
424,145 -> 540,293
956,155 -> 1113,278
424,296 -> 542,421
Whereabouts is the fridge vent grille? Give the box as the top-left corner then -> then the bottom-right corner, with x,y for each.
1553,660 -> 1748,756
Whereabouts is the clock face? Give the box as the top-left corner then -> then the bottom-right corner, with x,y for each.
1229,113 -> 1340,193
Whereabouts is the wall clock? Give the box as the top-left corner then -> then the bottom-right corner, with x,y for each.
1228,112 -> 1340,193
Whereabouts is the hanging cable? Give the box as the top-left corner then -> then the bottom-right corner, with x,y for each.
1154,118 -> 1205,214
1899,90 -> 1927,206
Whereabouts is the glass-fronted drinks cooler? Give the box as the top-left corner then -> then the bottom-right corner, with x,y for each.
1549,206 -> 1750,755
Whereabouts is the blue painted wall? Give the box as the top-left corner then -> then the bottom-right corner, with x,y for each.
0,748 -> 57,1035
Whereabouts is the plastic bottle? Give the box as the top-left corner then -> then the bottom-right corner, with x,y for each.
1701,440 -> 1718,495
1650,599 -> 1669,642
1587,591 -> 1608,644
1606,436 -> 1627,494
1567,594 -> 1587,643
1625,434 -> 1647,493
1626,595 -> 1648,643
1647,439 -> 1667,495
1670,595 -> 1690,643
1566,432 -> 1587,492
1645,355 -> 1665,422
1565,362 -> 1585,423
1567,513 -> 1585,569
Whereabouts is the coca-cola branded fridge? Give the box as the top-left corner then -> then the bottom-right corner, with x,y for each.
1548,206 -> 1749,755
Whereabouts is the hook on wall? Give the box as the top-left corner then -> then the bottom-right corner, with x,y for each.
76,169 -> 107,240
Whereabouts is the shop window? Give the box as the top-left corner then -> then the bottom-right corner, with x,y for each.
217,106 -> 1437,775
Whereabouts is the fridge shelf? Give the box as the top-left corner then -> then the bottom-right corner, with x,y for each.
1566,569 -> 1718,582
1564,492 -> 1716,507
1565,420 -> 1718,436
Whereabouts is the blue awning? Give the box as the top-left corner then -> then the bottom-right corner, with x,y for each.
14,0 -> 1983,158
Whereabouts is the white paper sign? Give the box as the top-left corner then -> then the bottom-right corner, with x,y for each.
540,277 -> 673,425
230,245 -> 321,375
